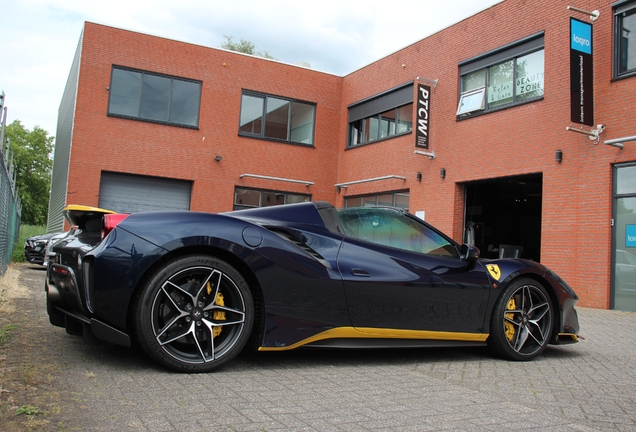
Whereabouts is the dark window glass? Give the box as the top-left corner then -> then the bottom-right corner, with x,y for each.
233,187 -> 310,210
396,105 -> 413,134
458,46 -> 544,117
264,97 -> 290,140
347,103 -> 412,147
394,194 -> 410,209
109,69 -> 141,117
487,60 -> 514,108
239,91 -> 315,146
345,197 -> 362,208
616,4 -> 636,76
239,94 -> 264,134
344,191 -> 409,210
350,120 -> 362,146
290,102 -> 315,144
170,79 -> 201,126
380,109 -> 396,135
108,67 -> 201,128
516,50 -> 545,102
140,74 -> 171,122
235,189 -> 261,207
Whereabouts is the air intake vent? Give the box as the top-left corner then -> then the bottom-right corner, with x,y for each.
267,227 -> 331,269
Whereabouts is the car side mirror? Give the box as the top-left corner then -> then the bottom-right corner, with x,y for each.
460,244 -> 480,261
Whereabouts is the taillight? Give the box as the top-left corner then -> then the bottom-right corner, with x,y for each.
51,264 -> 70,275
102,214 -> 129,239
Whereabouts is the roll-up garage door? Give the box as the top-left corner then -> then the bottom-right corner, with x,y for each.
98,172 -> 192,213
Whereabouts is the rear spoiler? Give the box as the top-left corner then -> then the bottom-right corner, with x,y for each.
63,205 -> 116,232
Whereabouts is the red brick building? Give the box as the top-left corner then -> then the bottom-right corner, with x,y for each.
47,0 -> 636,310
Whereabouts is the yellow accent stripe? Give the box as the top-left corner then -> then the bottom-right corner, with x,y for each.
63,204 -> 116,213
558,333 -> 579,342
258,327 -> 488,351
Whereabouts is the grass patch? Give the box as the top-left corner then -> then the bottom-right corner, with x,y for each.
0,324 -> 17,345
11,224 -> 47,263
15,405 -> 45,416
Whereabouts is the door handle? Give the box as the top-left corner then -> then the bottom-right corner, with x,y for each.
350,268 -> 370,277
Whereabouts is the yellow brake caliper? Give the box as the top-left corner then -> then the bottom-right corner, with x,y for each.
206,282 -> 226,338
504,298 -> 516,342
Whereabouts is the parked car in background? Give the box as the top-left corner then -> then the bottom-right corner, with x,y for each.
43,232 -> 71,266
47,201 -> 580,373
24,232 -> 64,265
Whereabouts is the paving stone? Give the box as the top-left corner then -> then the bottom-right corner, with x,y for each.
4,264 -> 636,431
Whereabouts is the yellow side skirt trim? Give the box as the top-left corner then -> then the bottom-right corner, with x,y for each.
258,327 -> 489,351
557,333 -> 579,342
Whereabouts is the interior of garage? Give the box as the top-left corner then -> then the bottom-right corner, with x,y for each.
464,173 -> 543,262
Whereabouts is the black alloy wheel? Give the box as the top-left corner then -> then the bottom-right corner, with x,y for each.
488,278 -> 553,361
135,255 -> 254,372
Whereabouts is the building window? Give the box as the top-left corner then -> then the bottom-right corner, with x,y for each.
234,187 -> 311,210
614,1 -> 636,78
347,83 -> 413,148
107,66 -> 201,128
349,105 -> 413,146
239,91 -> 316,146
344,191 -> 409,210
457,34 -> 544,117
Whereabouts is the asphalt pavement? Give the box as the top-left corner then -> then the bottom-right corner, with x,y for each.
3,264 -> 636,431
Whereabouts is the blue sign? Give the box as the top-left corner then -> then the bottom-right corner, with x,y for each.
627,225 -> 636,248
571,18 -> 592,54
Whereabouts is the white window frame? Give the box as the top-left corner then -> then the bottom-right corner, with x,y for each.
456,87 -> 486,116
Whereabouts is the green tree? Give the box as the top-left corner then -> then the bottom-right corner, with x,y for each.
221,35 -> 275,59
4,120 -> 54,225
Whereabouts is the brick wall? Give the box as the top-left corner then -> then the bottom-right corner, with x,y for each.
65,0 -> 635,308
337,0 -> 635,308
70,23 -> 343,214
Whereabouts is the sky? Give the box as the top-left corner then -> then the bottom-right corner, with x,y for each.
1,0 -> 502,139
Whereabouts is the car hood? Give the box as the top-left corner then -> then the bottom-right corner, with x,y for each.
28,232 -> 61,242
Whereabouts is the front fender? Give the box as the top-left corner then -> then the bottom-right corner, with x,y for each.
477,258 -> 579,338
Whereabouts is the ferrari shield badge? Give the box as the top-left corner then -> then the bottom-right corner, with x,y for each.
486,264 -> 502,281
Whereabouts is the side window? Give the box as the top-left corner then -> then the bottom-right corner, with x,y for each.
108,67 -> 201,128
337,208 -> 458,258
614,1 -> 636,78
457,34 -> 544,118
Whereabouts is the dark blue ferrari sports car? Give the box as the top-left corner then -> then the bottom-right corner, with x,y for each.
47,202 -> 580,372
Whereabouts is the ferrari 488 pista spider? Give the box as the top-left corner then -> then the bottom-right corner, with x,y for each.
47,202 -> 580,372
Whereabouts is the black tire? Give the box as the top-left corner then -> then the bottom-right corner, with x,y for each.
134,255 -> 254,372
488,278 -> 553,361
46,281 -> 66,328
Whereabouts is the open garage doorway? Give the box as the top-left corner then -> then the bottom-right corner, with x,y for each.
464,173 -> 542,262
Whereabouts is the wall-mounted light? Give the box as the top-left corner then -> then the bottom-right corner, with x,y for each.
556,150 -> 563,163
215,155 -> 223,162
417,172 -> 422,182
337,186 -> 341,193
440,168 -> 446,179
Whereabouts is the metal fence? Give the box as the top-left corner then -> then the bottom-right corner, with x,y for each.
0,91 -> 22,276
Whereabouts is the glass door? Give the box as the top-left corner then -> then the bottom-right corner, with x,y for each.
613,164 -> 636,311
